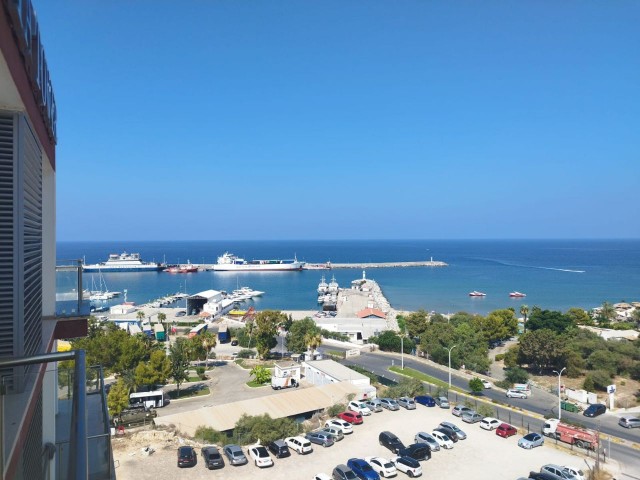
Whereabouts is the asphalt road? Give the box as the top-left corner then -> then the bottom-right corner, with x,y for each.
328,349 -> 640,477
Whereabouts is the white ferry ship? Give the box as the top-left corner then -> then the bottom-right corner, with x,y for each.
83,252 -> 164,272
212,252 -> 305,271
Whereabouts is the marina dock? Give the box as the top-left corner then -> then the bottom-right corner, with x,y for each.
329,260 -> 447,269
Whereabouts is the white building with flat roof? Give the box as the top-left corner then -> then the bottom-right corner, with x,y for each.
303,359 -> 376,399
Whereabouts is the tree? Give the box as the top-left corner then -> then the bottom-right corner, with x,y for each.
526,309 -> 574,334
170,338 -> 191,397
252,310 -> 284,359
468,377 -> 484,395
157,312 -> 167,323
372,330 -> 414,353
304,331 -> 323,355
286,317 -> 321,354
200,331 -> 217,366
386,378 -> 424,398
473,309 -> 518,343
503,345 -> 519,368
404,310 -> 429,339
504,367 -> 529,384
107,379 -> 130,416
134,350 -> 172,388
520,305 -> 529,334
517,329 -> 565,373
136,310 -> 146,322
597,302 -> 616,327
565,307 -> 592,326
249,365 -> 271,385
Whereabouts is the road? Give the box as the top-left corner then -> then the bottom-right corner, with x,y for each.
326,348 -> 640,477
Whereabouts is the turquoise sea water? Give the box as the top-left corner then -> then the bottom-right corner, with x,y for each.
57,240 -> 640,315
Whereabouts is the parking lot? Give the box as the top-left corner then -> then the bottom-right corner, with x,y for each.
113,402 -> 603,480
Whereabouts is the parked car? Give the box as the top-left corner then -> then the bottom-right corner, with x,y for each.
397,443 -> 431,462
321,426 -> 345,442
325,418 -> 354,434
528,472 -> 558,480
379,431 -> 405,454
285,436 -> 313,454
177,446 -> 197,468
267,439 -> 290,458
314,474 -> 332,480
618,416 -> 640,429
479,417 -> 501,431
248,445 -> 273,468
339,411 -> 364,424
451,405 -> 472,417
414,395 -> 436,407
366,399 -> 384,412
348,401 -> 373,416
333,464 -> 358,480
397,397 -> 416,410
496,423 -> 517,438
306,431 -> 335,448
506,389 -> 528,399
430,430 -> 453,449
347,458 -> 380,480
518,432 -> 544,449
364,456 -> 398,478
439,422 -> 466,440
414,432 -> 440,452
380,398 -> 400,411
562,466 -> 585,480
461,411 -> 482,424
390,456 -> 422,477
540,464 -> 574,480
223,444 -> 248,466
200,446 -> 224,469
583,404 -> 606,418
434,396 -> 450,408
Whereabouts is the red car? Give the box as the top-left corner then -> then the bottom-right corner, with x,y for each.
338,411 -> 363,424
495,423 -> 517,438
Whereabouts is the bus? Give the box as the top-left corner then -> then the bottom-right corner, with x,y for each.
153,323 -> 165,341
129,390 -> 166,408
188,323 -> 208,338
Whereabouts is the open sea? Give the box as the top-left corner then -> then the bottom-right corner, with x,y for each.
57,240 -> 640,315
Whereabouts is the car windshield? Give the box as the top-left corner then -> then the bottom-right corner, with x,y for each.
208,452 -> 220,459
345,470 -> 358,480
361,464 -> 373,471
232,450 -> 243,457
255,447 -> 268,457
383,462 -> 394,469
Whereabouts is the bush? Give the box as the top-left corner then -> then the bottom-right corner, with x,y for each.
477,404 -> 495,418
326,403 -> 346,417
468,378 -> 484,394
494,353 -> 505,362
194,426 -> 227,444
504,367 -> 529,384
586,370 -> 613,391
583,375 -> 595,392
495,379 -> 512,389
386,378 -> 425,398
237,349 -> 255,359
196,366 -> 205,377
234,414 -> 299,444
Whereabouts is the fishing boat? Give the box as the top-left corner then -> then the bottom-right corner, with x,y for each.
469,291 -> 486,297
212,252 -> 305,271
509,291 -> 527,298
83,252 -> 164,272
328,275 -> 339,293
164,261 -> 198,273
317,275 -> 329,295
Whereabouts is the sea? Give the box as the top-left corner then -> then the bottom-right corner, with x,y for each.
56,239 -> 640,316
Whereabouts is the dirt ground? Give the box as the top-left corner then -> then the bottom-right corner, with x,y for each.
112,403 -> 617,480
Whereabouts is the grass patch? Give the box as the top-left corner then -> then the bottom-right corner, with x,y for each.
187,376 -> 201,382
325,349 -> 345,359
389,366 -> 464,394
168,385 -> 210,400
246,380 -> 270,388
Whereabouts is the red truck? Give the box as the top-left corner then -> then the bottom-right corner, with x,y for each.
542,418 -> 598,450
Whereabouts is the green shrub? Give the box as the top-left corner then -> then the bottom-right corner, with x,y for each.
477,404 -> 494,418
583,375 -> 595,392
237,349 -> 255,359
504,367 -> 529,384
234,414 -> 299,444
327,403 -> 346,417
494,353 -> 505,362
495,379 -> 512,389
194,426 -> 227,444
586,370 -> 613,391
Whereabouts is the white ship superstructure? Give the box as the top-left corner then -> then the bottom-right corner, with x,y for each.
212,252 -> 305,271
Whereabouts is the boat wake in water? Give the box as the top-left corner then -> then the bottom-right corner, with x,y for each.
473,257 -> 586,273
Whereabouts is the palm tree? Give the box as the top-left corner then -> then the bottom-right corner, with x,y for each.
200,331 -> 217,367
520,305 -> 529,334
136,310 -> 145,322
304,332 -> 323,357
599,301 -> 616,325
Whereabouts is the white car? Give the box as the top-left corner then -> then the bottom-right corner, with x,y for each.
562,466 -> 586,480
414,432 -> 440,452
481,379 -> 492,389
364,456 -> 398,478
284,436 -> 313,454
313,475 -> 332,480
506,389 -> 528,399
391,456 -> 422,477
480,417 -> 501,431
325,418 -> 353,434
248,445 -> 273,468
348,400 -> 372,416
431,430 -> 454,449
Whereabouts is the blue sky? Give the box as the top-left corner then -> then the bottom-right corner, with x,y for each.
34,1 -> 639,241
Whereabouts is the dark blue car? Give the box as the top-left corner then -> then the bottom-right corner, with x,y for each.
414,395 -> 436,407
347,458 -> 380,480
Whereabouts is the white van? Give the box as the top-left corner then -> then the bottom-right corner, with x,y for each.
285,436 -> 313,454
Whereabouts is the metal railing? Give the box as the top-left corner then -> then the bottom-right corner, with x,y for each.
0,350 -> 88,480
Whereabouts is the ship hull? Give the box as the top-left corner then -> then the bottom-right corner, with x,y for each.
212,263 -> 304,272
83,265 -> 163,272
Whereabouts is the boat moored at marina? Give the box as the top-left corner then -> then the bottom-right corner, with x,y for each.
212,252 -> 305,271
83,252 -> 164,272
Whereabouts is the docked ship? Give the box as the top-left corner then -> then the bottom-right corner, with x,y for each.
212,252 -> 305,271
164,261 -> 198,273
82,252 -> 164,272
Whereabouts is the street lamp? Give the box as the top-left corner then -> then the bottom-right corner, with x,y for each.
447,345 -> 457,388
553,367 -> 566,420
400,335 -> 404,370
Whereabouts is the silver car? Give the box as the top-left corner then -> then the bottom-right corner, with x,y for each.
461,411 -> 482,424
435,396 -> 450,408
366,399 -> 383,412
440,421 -> 467,440
380,398 -> 400,411
321,426 -> 344,441
414,431 -> 440,452
397,397 -> 416,410
618,416 -> 640,429
223,444 -> 248,465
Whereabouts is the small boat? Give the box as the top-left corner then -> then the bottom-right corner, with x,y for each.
509,291 -> 527,298
469,291 -> 486,297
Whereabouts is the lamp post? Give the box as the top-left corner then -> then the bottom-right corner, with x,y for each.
447,345 -> 457,388
400,335 -> 404,370
553,367 -> 566,420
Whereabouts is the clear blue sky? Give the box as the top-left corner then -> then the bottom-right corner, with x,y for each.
34,1 -> 639,241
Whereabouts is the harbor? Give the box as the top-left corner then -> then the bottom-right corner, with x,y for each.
198,258 -> 448,270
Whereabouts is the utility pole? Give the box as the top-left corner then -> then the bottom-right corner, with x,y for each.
447,345 -> 457,388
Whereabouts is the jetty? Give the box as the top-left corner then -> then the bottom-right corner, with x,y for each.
329,259 -> 447,269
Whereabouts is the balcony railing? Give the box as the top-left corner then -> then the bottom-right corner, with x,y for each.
56,260 -> 90,317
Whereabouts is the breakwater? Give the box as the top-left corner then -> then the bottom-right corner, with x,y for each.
330,260 -> 447,269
